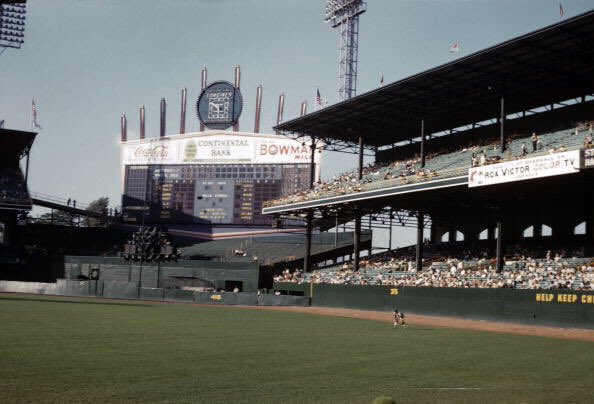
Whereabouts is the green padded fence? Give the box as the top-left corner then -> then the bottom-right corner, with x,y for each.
62,256 -> 260,292
194,292 -> 258,305
102,281 -> 138,300
0,281 -> 59,295
139,288 -> 165,301
193,291 -> 309,307
56,279 -> 93,297
259,294 -> 310,306
274,282 -> 594,329
0,280 -> 308,307
163,289 -> 194,303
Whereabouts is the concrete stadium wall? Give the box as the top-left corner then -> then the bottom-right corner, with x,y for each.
61,256 -> 260,292
0,280 -> 309,307
275,283 -> 594,330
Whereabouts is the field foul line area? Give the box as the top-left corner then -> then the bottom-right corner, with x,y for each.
2,292 -> 594,342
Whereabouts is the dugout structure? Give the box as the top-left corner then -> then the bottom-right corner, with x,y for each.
265,10 -> 594,273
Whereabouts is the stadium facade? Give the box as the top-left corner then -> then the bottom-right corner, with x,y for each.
4,7 -> 594,330
120,130 -> 322,227
267,9 -> 594,274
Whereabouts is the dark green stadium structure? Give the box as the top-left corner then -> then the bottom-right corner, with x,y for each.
267,10 -> 594,273
53,231 -> 371,293
273,283 -> 594,330
0,128 -> 36,279
5,11 -> 594,331
258,10 -> 594,328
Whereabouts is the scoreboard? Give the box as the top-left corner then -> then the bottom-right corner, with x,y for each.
120,131 -> 321,225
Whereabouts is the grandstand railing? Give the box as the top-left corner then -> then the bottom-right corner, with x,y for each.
30,191 -> 91,210
264,124 -> 593,209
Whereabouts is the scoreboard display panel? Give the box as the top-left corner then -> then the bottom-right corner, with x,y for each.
120,132 -> 319,226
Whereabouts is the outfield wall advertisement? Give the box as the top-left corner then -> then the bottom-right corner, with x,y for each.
468,150 -> 580,188
121,132 -> 322,166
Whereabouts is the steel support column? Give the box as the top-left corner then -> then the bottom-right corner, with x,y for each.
500,96 -> 506,153
357,135 -> 364,180
416,210 -> 424,271
496,215 -> 504,273
354,210 -> 361,271
420,119 -> 426,168
302,135 -> 317,273
334,216 -> 339,247
310,136 -> 316,187
351,135 -> 364,268
388,208 -> 393,251
304,210 -> 313,273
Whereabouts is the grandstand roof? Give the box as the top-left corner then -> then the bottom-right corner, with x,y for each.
275,10 -> 594,147
0,128 -> 36,165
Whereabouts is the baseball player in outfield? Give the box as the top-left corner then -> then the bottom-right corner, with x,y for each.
393,309 -> 406,328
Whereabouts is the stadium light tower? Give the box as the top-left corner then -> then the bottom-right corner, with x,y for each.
0,1 -> 26,55
325,0 -> 366,101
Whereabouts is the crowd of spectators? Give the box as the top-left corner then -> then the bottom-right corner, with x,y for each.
267,123 -> 593,207
274,250 -> 594,291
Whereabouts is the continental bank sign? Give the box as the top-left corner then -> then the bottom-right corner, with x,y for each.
121,132 -> 323,166
468,150 -> 580,188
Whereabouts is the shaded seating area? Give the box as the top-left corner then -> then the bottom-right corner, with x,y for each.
180,231 -> 371,268
282,254 -> 594,291
267,123 -> 593,208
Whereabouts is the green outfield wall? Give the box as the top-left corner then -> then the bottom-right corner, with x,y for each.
0,280 -> 309,307
61,256 -> 260,292
274,283 -> 594,329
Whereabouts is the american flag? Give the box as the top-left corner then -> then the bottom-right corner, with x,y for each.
449,43 -> 460,53
32,99 -> 42,130
315,88 -> 324,109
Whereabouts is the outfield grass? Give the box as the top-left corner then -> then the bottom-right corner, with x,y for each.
1,294 -> 593,404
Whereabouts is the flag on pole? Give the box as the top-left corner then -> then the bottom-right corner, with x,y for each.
559,3 -> 564,17
315,87 -> 324,109
449,43 -> 460,53
32,99 -> 42,130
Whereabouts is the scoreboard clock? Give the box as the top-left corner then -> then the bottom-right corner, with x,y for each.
196,81 -> 243,130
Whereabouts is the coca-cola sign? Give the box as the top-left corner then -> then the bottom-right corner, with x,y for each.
121,133 -> 323,166
134,145 -> 168,159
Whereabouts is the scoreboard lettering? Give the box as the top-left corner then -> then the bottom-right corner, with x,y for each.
581,148 -> 594,168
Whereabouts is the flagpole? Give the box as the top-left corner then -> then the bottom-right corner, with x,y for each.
24,99 -> 33,189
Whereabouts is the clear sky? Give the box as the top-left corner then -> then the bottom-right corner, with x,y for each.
1,0 -> 592,213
